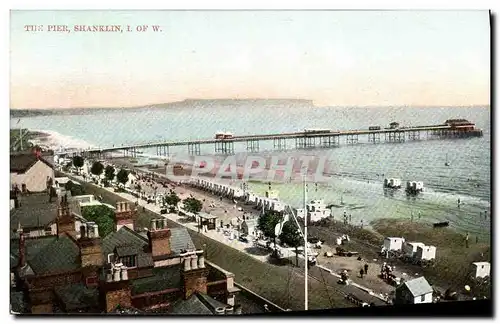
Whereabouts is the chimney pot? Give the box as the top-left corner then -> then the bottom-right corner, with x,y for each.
105,269 -> 113,282
120,266 -> 128,280
184,257 -> 191,271
80,225 -> 86,238
150,219 -> 157,231
198,254 -> 205,268
93,224 -> 99,238
156,219 -> 162,230
113,267 -> 121,282
190,255 -> 198,270
225,306 -> 234,314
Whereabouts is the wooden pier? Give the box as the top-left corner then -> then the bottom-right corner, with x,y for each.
80,119 -> 483,158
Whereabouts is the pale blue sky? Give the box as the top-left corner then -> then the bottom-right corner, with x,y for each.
10,10 -> 490,108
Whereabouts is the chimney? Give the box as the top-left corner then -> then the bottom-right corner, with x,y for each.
78,224 -> 104,268
147,221 -> 172,257
181,250 -> 209,300
114,201 -> 136,231
56,197 -> 76,237
18,232 -> 26,268
101,264 -> 132,313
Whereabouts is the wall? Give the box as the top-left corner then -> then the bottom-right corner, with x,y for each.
11,161 -> 54,192
413,292 -> 433,304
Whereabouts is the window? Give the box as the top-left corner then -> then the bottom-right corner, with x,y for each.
121,255 -> 137,268
420,295 -> 425,302
86,276 -> 98,286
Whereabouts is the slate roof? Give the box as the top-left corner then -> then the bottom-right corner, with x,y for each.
101,226 -> 153,268
130,264 -> 182,295
10,291 -> 27,314
169,227 -> 196,254
10,193 -> 58,231
27,235 -> 80,275
55,283 -> 99,311
169,293 -> 229,315
402,277 -> 433,297
115,244 -> 141,257
10,153 -> 53,173
10,235 -> 58,270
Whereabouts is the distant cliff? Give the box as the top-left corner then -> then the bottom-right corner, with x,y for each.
10,99 -> 315,117
152,98 -> 315,108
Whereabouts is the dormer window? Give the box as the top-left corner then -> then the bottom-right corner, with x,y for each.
114,244 -> 139,269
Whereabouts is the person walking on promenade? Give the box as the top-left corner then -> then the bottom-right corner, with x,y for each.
465,232 -> 469,248
364,263 -> 369,275
360,268 -> 364,279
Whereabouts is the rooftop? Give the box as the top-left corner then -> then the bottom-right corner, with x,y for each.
101,226 -> 153,268
130,264 -> 182,295
402,277 -> 433,297
10,153 -> 53,173
10,193 -> 58,231
55,283 -> 99,311
169,292 -> 229,315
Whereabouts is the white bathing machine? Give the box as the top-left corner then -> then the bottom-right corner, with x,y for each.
383,237 -> 405,251
406,181 -> 424,194
403,242 -> 426,258
384,178 -> 402,189
415,245 -> 436,261
470,262 -> 491,279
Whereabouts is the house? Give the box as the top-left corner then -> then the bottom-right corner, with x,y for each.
125,173 -> 137,189
471,262 -> 490,279
10,198 -> 243,314
395,277 -> 433,304
241,218 -> 258,236
10,192 -> 60,238
11,153 -> 54,193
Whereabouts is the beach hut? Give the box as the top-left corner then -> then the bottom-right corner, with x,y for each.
403,242 -> 426,258
383,237 -> 405,251
415,245 -> 436,261
471,262 -> 490,279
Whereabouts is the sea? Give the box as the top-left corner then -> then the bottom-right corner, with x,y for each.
11,104 -> 491,239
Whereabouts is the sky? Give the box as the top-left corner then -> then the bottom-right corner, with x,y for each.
10,10 -> 490,109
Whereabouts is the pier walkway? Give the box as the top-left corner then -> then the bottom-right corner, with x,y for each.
80,119 -> 483,158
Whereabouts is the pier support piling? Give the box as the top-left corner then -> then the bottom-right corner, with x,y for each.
346,134 -> 359,145
273,138 -> 287,151
188,143 -> 201,156
246,140 -> 260,153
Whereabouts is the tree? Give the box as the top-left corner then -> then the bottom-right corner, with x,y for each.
90,161 -> 104,177
104,165 -> 115,182
72,156 -> 84,173
279,221 -> 303,266
182,197 -> 202,215
164,192 -> 181,210
257,211 -> 282,245
81,205 -> 115,238
116,169 -> 129,186
64,180 -> 74,191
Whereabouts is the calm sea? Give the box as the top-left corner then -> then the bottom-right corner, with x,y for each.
11,104 -> 491,238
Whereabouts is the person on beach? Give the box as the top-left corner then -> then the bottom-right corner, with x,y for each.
360,220 -> 364,229
465,232 -> 469,248
359,268 -> 364,279
364,263 -> 369,275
